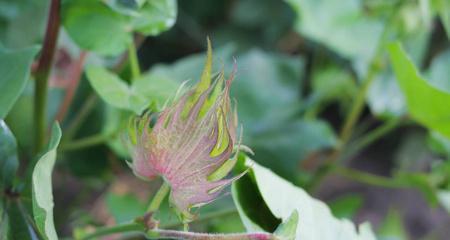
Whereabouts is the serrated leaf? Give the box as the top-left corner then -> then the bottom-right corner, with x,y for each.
32,123 -> 62,240
0,120 -> 18,188
0,45 -> 39,118
388,42 -> 450,138
233,158 -> 377,240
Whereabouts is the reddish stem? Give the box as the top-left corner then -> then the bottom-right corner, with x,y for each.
55,51 -> 88,122
34,0 -> 60,153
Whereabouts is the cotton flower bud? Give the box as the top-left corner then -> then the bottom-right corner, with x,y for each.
127,39 -> 245,222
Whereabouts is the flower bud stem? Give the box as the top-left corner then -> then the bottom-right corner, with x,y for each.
147,229 -> 278,240
147,181 -> 170,212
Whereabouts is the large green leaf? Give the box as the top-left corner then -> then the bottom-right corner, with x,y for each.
233,159 -> 377,240
388,42 -> 450,138
0,120 -> 18,188
0,0 -> 48,49
63,0 -> 177,56
62,0 -> 132,56
0,45 -> 39,118
32,123 -> 61,240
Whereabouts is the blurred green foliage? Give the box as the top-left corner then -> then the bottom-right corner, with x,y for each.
0,0 -> 450,239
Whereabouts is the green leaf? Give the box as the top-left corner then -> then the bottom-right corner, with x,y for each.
5,199 -> 37,240
132,71 -> 180,110
87,66 -> 180,114
63,0 -> 176,55
86,66 -> 145,114
388,42 -> 450,138
367,73 -> 406,118
62,0 -> 132,56
32,123 -> 62,240
378,209 -> 407,240
104,0 -> 146,16
0,201 -> 8,240
0,45 -> 39,118
284,0 -> 383,76
132,0 -> 177,36
0,120 -> 18,188
106,192 -> 146,223
233,158 -> 377,240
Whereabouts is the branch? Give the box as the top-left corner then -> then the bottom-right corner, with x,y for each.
34,0 -> 61,153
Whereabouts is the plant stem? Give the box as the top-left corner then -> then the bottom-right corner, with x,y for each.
34,0 -> 60,154
334,166 -> 408,188
128,41 -> 140,81
147,229 -> 278,240
61,132 -> 116,151
80,222 -> 145,240
147,181 -> 170,212
343,117 -> 403,159
55,51 -> 88,122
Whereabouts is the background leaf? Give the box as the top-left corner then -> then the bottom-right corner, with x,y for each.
388,42 -> 450,138
0,120 -> 18,188
62,0 -> 132,56
0,45 -> 39,118
284,0 -> 383,76
32,123 -> 62,240
131,0 -> 177,35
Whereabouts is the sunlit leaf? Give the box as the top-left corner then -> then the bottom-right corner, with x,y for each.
388,42 -> 450,138
233,158 -> 377,240
32,123 -> 62,240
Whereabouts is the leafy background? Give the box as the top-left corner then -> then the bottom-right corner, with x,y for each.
1,0 -> 450,239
